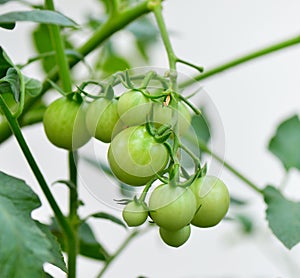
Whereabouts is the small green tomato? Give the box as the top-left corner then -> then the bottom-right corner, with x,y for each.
159,225 -> 191,248
122,201 -> 148,227
190,176 -> 230,228
85,98 -> 124,143
149,184 -> 197,231
117,90 -> 151,126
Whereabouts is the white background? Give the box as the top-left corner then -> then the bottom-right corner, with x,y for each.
1,0 -> 300,277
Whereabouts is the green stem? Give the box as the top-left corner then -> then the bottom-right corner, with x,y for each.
180,34 -> 300,87
96,230 -> 140,278
45,1 -> 77,276
0,95 -> 74,242
45,0 -> 72,93
199,141 -> 263,194
152,3 -> 176,71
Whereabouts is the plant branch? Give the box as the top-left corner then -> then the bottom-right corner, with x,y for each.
151,2 -> 176,71
180,34 -> 300,87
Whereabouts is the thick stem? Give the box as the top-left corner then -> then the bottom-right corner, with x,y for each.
0,95 -> 74,241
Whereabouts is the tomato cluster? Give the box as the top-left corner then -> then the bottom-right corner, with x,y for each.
42,73 -> 230,248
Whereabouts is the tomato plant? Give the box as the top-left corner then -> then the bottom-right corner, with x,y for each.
0,0 -> 299,277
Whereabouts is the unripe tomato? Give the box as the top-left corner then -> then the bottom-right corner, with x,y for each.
159,225 -> 191,247
107,126 -> 169,186
122,201 -> 148,227
85,98 -> 123,143
190,176 -> 230,228
43,97 -> 90,150
149,184 -> 197,231
117,90 -> 151,126
152,101 -> 191,135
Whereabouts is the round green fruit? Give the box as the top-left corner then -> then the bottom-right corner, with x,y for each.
149,184 -> 197,231
43,97 -> 90,150
122,201 -> 148,227
159,225 -> 191,247
152,101 -> 191,135
117,90 -> 151,126
190,176 -> 230,228
86,98 -> 124,143
107,126 -> 169,186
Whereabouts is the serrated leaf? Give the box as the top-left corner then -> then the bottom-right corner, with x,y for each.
35,222 -> 67,272
0,10 -> 77,30
0,67 -> 20,101
268,115 -> 300,171
24,75 -> 42,97
89,212 -> 127,229
50,218 -> 108,261
264,185 -> 300,249
0,171 -> 67,277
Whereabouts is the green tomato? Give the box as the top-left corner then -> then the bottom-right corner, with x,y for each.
122,201 -> 148,227
152,101 -> 191,135
117,90 -> 151,126
159,225 -> 191,247
43,97 -> 90,150
108,126 -> 169,186
190,176 -> 230,228
149,184 -> 197,231
86,98 -> 124,143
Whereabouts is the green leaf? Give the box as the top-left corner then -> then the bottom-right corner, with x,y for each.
0,10 -> 77,30
268,115 -> 300,171
190,112 -> 211,144
0,67 -> 20,101
127,17 -> 158,61
50,218 -> 108,261
102,55 -> 130,76
0,0 -> 13,4
35,222 -> 67,273
32,24 -> 75,74
0,47 -> 13,78
263,185 -> 300,249
24,75 -> 42,97
89,212 -> 127,229
0,171 -> 67,277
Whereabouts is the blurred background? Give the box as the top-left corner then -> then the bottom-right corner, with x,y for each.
1,0 -> 300,277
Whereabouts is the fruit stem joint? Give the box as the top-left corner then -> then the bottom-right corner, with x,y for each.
147,0 -> 162,10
